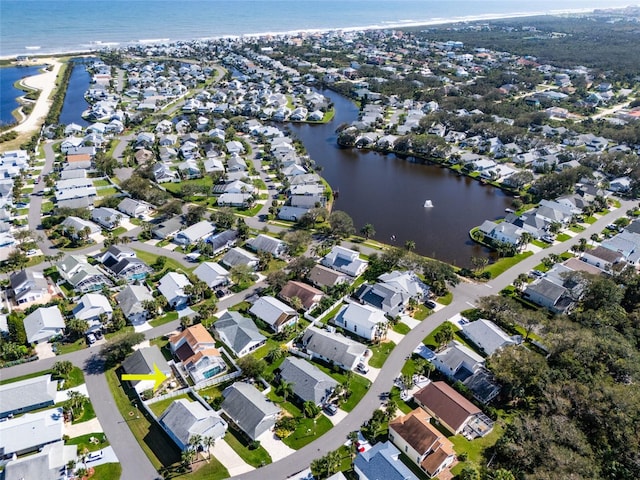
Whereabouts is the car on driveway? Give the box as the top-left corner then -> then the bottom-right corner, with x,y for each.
356,362 -> 369,374
425,300 -> 437,309
323,403 -> 338,416
86,333 -> 96,345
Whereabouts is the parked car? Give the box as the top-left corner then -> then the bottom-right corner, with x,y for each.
425,300 -> 437,309
530,269 -> 545,278
87,451 -> 103,462
356,362 -> 369,374
323,403 -> 338,416
86,333 -> 96,345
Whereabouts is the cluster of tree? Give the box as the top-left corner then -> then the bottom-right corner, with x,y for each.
529,166 -> 592,201
101,332 -> 146,367
45,62 -> 74,125
482,268 -> 640,478
120,173 -> 171,206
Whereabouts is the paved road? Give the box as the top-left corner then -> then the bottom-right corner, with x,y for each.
28,141 -> 57,255
2,197 -> 634,480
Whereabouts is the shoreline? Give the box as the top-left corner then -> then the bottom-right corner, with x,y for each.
0,6 -> 619,61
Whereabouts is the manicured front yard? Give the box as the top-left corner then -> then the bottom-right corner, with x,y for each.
67,432 -> 109,453
484,251 -> 533,278
309,359 -> 372,412
368,341 -> 396,368
149,311 -> 178,328
148,393 -> 192,417
224,426 -> 272,467
556,233 -> 571,242
133,249 -> 193,274
393,322 -> 411,335
91,463 -> 122,480
411,304 -> 431,320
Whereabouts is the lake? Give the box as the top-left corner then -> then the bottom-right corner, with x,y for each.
59,59 -> 92,127
0,65 -> 44,126
290,89 -> 512,266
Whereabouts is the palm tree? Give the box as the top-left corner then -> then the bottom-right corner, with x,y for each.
181,448 -> 196,471
189,434 -> 203,454
385,398 -> 398,420
203,436 -> 215,460
360,223 -> 375,240
347,431 -> 359,461
278,380 -> 294,403
325,449 -> 341,477
404,240 -> 416,252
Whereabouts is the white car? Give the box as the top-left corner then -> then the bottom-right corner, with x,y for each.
356,362 -> 369,374
87,451 -> 103,462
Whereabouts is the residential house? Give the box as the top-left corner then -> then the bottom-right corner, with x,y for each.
116,284 -> 154,324
301,326 -> 367,371
61,216 -> 101,238
3,440 -> 76,480
23,306 -> 65,344
354,281 -> 411,317
600,230 -> 640,267
321,246 -> 368,277
432,340 -> 484,382
73,293 -> 113,332
158,271 -> 192,308
107,256 -> 153,282
461,319 -> 519,356
377,270 -> 430,302
388,409 -> 456,478
213,311 -> 266,357
279,280 -> 324,312
221,247 -> 259,270
56,255 -> 110,293
153,163 -> 179,183
0,375 -> 57,419
10,270 -> 51,306
522,276 -> 576,314
249,296 -> 298,333
308,264 -> 350,288
159,399 -> 227,451
175,221 -> 215,245
0,408 -> 64,459
193,262 -> 230,288
245,234 -> 287,258
207,229 -> 238,255
118,197 -> 151,218
91,207 -> 125,230
152,215 -> 184,240
414,381 -> 493,437
221,382 -> 281,440
334,303 -> 387,342
278,357 -> 338,406
580,245 -> 625,272
122,346 -> 172,394
169,324 -> 226,383
478,220 -> 524,246
354,441 -> 419,480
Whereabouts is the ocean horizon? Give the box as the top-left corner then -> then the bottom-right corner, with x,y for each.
0,0 -> 631,58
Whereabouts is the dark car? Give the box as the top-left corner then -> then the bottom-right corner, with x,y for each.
425,300 -> 437,309
215,289 -> 226,298
323,403 -> 338,416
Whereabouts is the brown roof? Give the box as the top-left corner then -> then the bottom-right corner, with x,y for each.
389,408 -> 440,454
562,257 -> 605,275
185,348 -> 221,368
174,342 -> 195,362
67,153 -> 91,163
279,280 -> 324,310
584,246 -> 624,264
414,382 -> 480,433
170,324 -> 216,362
421,441 -> 455,477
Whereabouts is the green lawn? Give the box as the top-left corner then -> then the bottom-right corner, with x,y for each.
393,322 -> 411,335
112,226 -> 127,236
411,305 -> 431,321
282,413 -> 333,450
438,292 -> 453,306
55,338 -> 87,355
67,432 -> 109,453
133,249 -> 193,274
450,421 -> 505,475
163,177 -> 213,195
149,311 -> 179,328
422,321 -> 460,349
585,216 -> 597,224
569,225 -> 585,233
42,201 -> 54,213
224,426 -> 272,467
308,360 -> 371,412
63,366 -> 85,389
148,393 -> 192,417
98,187 -> 118,196
368,341 -> 396,368
93,179 -> 111,187
91,463 -> 122,480
556,233 -> 571,242
484,251 -> 534,278
531,239 -> 548,249
73,401 -> 96,424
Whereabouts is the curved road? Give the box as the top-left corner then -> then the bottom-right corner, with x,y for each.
2,196 -> 635,479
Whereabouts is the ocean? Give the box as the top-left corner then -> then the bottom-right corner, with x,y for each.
0,0 -> 629,58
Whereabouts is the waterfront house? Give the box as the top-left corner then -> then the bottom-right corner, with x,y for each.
23,306 -> 65,344
159,399 -> 227,451
321,246 -> 368,277
213,311 -> 266,357
301,326 -> 367,371
278,357 -> 338,406
221,382 -> 280,440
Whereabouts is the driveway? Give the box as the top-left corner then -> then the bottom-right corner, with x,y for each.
64,417 -> 103,437
35,342 -> 55,359
257,431 -> 296,462
212,439 -> 253,476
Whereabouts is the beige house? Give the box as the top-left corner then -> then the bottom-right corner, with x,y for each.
388,408 -> 456,478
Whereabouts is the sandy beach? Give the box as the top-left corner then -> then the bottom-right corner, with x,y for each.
8,58 -> 62,135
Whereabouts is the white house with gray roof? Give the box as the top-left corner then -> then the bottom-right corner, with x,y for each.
245,234 -> 287,258
159,399 -> 227,451
10,270 -> 50,306
321,246 -> 368,277
249,296 -> 298,333
158,271 -> 192,308
302,326 -> 367,371
461,319 -> 519,356
115,284 -> 154,325
433,340 -> 485,382
221,247 -> 259,270
122,346 -> 172,393
334,302 -> 387,342
0,375 -> 57,419
193,262 -> 230,288
0,407 -> 64,458
278,357 -> 338,406
213,311 -> 266,357
174,220 -> 215,245
23,306 -> 65,344
3,440 -> 76,480
221,382 -> 280,440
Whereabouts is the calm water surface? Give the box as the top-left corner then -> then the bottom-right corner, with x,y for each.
59,59 -> 92,127
291,89 -> 512,266
0,65 -> 44,126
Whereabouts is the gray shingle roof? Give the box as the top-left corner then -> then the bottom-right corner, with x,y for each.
354,441 -> 418,480
0,375 -> 56,418
159,399 -> 227,450
214,311 -> 266,356
122,347 -> 171,387
302,326 -> 367,370
278,357 -> 338,405
221,382 -> 280,440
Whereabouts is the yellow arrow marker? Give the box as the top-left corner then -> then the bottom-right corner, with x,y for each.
122,363 -> 167,391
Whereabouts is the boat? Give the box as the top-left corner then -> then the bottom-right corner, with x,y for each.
25,46 -> 41,50
423,200 -> 433,208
